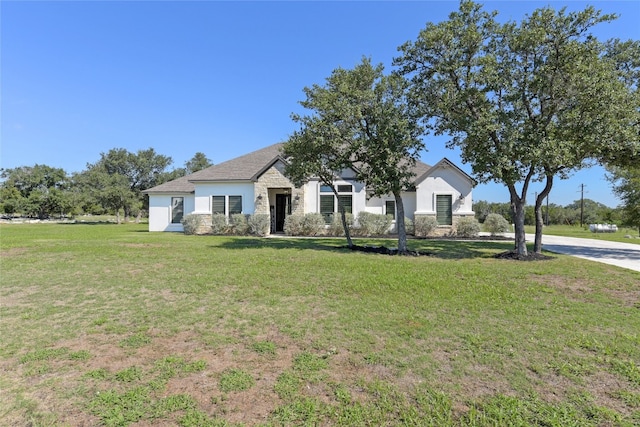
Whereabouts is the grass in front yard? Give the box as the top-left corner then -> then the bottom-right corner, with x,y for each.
1,223 -> 639,425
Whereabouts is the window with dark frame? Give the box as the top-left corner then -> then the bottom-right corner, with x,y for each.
212,195 -> 243,217
320,194 -> 335,224
171,197 -> 184,224
436,194 -> 453,225
320,183 -> 354,224
229,196 -> 242,215
385,200 -> 396,220
337,195 -> 352,214
212,196 -> 226,215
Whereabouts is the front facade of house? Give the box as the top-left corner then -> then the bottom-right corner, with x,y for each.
144,143 -> 475,234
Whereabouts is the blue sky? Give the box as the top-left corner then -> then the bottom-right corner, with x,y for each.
2,1 -> 638,208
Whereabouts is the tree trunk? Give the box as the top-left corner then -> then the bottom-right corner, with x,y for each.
116,209 -> 121,224
339,203 -> 353,248
533,174 -> 554,253
510,193 -> 528,256
394,192 -> 408,253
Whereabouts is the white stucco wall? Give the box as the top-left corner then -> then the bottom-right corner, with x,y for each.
148,194 -> 195,232
365,193 -> 417,220
193,182 -> 255,215
415,166 -> 474,215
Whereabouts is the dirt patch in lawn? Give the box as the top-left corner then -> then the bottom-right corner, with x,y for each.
531,274 -> 640,306
0,247 -> 29,258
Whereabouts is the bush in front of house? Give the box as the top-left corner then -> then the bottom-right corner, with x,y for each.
302,213 -> 326,236
355,212 -> 392,236
414,216 -> 439,237
328,213 -> 354,236
283,215 -> 304,236
230,213 -> 249,235
211,213 -> 229,234
455,216 -> 481,237
483,213 -> 511,236
248,214 -> 270,236
403,217 -> 414,235
181,214 -> 203,235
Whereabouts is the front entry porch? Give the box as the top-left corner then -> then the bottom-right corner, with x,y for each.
270,189 -> 292,233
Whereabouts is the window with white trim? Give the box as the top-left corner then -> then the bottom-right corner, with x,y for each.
211,195 -> 243,217
171,197 -> 184,224
319,184 -> 353,224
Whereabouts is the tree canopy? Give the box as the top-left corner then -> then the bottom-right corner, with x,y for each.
283,58 -> 426,252
607,165 -> 640,235
0,165 -> 70,219
395,1 -> 640,255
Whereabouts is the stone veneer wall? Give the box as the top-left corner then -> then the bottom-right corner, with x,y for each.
194,214 -> 212,235
254,162 -> 304,216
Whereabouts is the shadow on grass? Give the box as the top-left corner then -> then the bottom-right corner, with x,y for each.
212,237 -> 343,254
213,236 -> 522,260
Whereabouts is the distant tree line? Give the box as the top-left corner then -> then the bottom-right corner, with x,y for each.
0,149 -> 212,222
474,199 -> 624,227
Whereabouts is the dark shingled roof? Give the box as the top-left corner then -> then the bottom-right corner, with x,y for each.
142,174 -> 195,194
188,143 -> 285,182
144,143 -> 285,194
144,142 -> 439,194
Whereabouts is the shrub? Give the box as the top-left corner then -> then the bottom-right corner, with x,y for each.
403,217 -> 414,235
302,213 -> 326,236
456,216 -> 481,237
283,215 -> 304,236
248,214 -> 270,236
328,213 -> 353,236
210,214 -> 229,235
181,214 -> 203,235
414,216 -> 439,237
230,213 -> 249,235
356,212 -> 392,236
483,213 -> 511,235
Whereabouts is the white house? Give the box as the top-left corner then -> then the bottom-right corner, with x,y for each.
144,143 -> 475,234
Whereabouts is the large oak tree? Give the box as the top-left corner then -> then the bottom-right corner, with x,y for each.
395,1 -> 640,256
283,58 -> 426,252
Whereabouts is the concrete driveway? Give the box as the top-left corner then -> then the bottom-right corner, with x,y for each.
532,234 -> 640,273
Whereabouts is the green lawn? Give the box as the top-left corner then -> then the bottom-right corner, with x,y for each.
527,224 -> 640,244
1,223 -> 639,426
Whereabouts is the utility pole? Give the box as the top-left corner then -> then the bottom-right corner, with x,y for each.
546,194 -> 549,226
580,184 -> 586,227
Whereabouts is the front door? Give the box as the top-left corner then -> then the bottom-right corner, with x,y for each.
275,194 -> 291,232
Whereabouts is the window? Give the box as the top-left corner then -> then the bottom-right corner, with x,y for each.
320,195 -> 335,224
385,200 -> 396,220
319,183 -> 353,224
229,196 -> 242,215
211,195 -> 243,217
171,197 -> 184,224
337,195 -> 352,214
436,195 -> 453,225
212,196 -> 226,215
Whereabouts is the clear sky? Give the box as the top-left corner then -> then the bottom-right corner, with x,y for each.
2,1 -> 638,208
